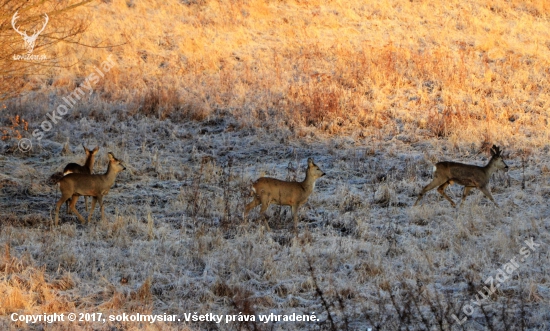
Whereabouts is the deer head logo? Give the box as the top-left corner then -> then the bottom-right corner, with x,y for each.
12,11 -> 49,54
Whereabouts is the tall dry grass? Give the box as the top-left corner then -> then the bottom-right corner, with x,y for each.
2,0 -> 550,149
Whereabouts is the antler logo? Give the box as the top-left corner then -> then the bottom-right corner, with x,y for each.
12,11 -> 49,54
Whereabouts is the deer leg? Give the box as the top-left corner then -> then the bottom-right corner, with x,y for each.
414,178 -> 446,206
437,182 -> 456,207
69,195 -> 86,223
84,197 -> 88,212
244,196 -> 261,219
55,194 -> 72,226
98,196 -> 105,222
66,198 -> 71,215
258,196 -> 271,231
88,197 -> 97,224
479,186 -> 498,207
258,195 -> 270,214
291,204 -> 299,235
71,196 -> 80,214
262,217 -> 271,231
460,186 -> 474,207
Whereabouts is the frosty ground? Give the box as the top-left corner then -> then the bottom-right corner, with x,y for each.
1,110 -> 549,331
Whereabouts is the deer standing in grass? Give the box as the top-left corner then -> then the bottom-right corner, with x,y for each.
54,152 -> 126,225
244,158 -> 325,232
63,144 -> 99,214
414,145 -> 508,207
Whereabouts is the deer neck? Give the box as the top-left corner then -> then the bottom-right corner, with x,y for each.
484,157 -> 499,176
84,154 -> 95,172
301,171 -> 316,192
102,163 -> 120,186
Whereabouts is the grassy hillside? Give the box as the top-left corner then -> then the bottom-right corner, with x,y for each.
1,0 -> 550,330
3,0 -> 550,146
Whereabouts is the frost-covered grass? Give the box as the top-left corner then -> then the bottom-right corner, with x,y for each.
1,108 -> 549,330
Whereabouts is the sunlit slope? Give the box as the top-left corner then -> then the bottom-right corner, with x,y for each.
23,0 -> 550,146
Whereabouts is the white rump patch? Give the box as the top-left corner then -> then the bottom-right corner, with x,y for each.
63,171 -> 72,175
432,165 -> 437,173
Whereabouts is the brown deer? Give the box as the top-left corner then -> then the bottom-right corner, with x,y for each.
414,145 -> 508,207
244,158 -> 325,232
54,152 -> 126,225
63,144 -> 99,213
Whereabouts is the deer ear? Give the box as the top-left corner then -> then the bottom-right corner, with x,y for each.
108,152 -> 115,160
307,158 -> 314,165
94,146 -> 99,152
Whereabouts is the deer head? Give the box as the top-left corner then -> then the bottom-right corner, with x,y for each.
12,11 -> 49,54
490,145 -> 508,172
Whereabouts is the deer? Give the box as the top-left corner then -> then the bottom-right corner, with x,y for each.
54,152 -> 126,226
414,145 -> 508,208
62,144 -> 100,214
244,158 -> 325,233
11,11 -> 49,54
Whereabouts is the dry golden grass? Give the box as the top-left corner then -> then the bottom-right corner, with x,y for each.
3,0 -> 549,148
